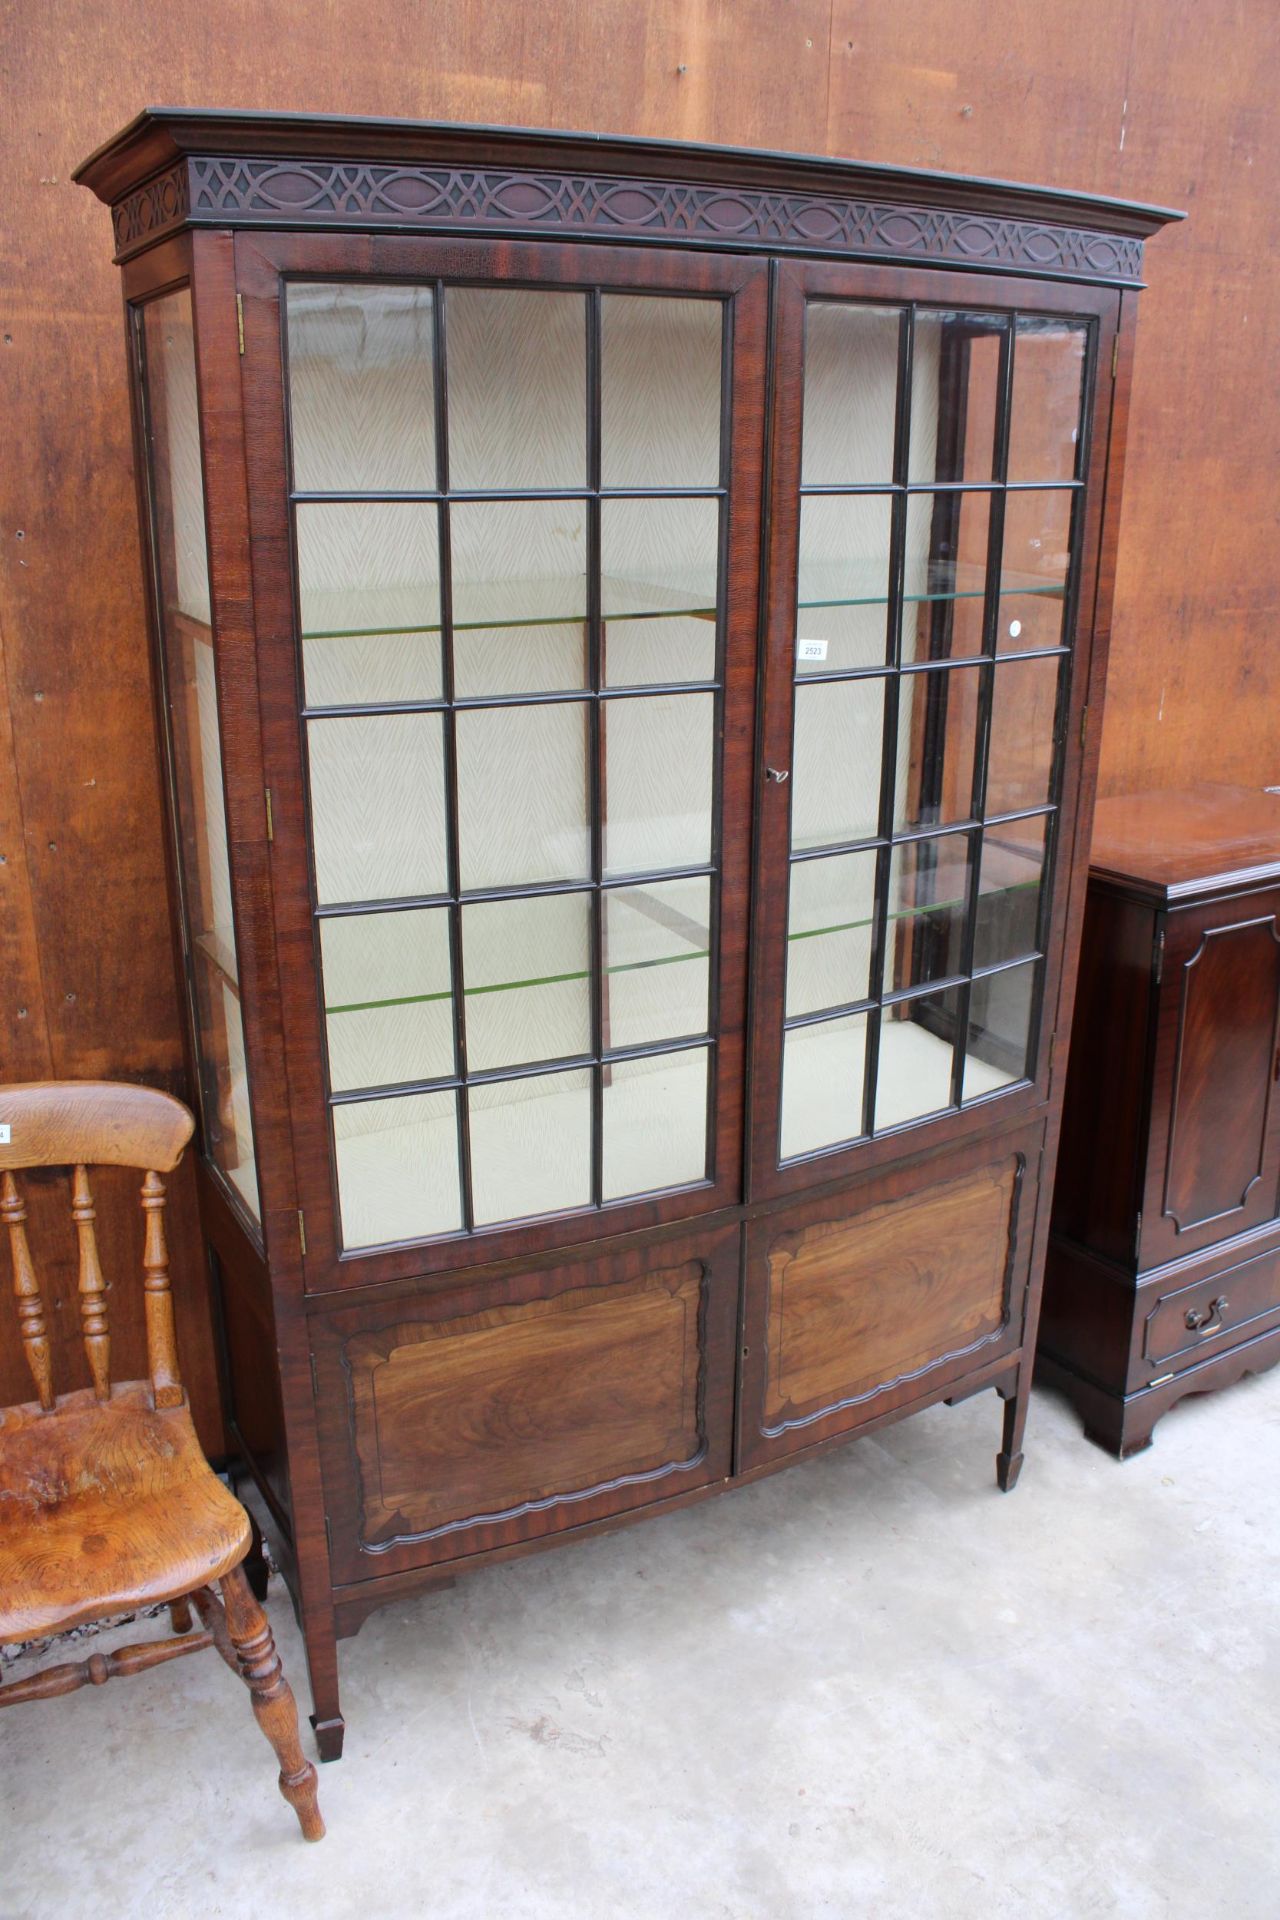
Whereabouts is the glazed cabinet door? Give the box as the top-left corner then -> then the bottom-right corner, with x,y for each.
237,235 -> 767,1291
1139,892 -> 1280,1268
749,261 -> 1118,1200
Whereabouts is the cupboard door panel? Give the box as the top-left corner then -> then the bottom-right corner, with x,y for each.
1141,897 -> 1280,1268
739,1131 -> 1037,1469
313,1222 -> 737,1580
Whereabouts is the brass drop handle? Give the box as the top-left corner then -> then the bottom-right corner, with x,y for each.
1185,1295 -> 1228,1335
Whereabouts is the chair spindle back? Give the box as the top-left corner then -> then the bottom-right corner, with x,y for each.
0,1082 -> 196,1412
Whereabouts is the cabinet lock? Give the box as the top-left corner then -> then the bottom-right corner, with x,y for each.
765,766 -> 790,784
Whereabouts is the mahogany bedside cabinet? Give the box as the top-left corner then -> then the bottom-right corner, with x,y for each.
1040,784 -> 1280,1455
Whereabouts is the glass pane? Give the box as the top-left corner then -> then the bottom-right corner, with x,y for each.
791,678 -> 885,851
893,665 -> 981,832
286,282 -> 436,493
308,713 -> 448,904
796,494 -> 892,674
909,312 -> 1004,484
296,502 -> 441,706
446,288 -> 586,490
985,656 -> 1063,818
450,499 -> 588,699
900,491 -> 992,664
603,1049 -> 709,1199
601,295 -> 722,488
1008,319 -> 1087,482
335,1091 -> 461,1248
884,834 -> 973,996
321,909 -> 454,1093
801,304 -> 901,486
601,497 -> 718,687
456,702 -> 589,890
603,878 -> 711,1048
469,1069 -> 592,1225
462,892 -> 591,1071
875,989 -> 960,1130
603,692 -> 713,876
785,851 -> 877,1018
964,960 -> 1039,1099
780,1014 -> 868,1159
141,289 -> 259,1221
998,490 -> 1072,655
974,816 -> 1048,970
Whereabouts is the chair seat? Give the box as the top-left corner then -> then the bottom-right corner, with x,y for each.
0,1383 -> 251,1643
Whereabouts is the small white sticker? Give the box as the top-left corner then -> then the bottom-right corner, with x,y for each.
797,638 -> 829,663
1008,619 -> 1023,639
0,1125 -> 10,1145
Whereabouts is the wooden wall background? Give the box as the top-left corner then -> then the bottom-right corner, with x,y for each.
1,1 -> 1276,1448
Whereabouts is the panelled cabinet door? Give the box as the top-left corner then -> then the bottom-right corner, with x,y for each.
1140,891 -> 1280,1268
237,234 -> 767,1291
311,1221 -> 738,1579
749,260 -> 1118,1201
737,1124 -> 1040,1471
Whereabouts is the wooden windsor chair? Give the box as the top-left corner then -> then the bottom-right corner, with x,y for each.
0,1080 -> 323,1841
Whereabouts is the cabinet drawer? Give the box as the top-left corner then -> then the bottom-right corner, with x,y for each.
738,1129 -> 1039,1471
1141,1239 -> 1280,1372
311,1222 -> 738,1583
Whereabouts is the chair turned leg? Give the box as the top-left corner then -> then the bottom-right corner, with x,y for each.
219,1564 -> 325,1841
169,1597 -> 194,1635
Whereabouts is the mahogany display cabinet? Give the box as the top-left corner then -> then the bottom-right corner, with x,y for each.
75,109 -> 1179,1756
1041,785 -> 1280,1456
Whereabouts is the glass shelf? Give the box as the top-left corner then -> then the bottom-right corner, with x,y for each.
301,572 -> 718,640
797,558 -> 1064,611
300,564 -> 1063,641
321,842 -> 1042,1026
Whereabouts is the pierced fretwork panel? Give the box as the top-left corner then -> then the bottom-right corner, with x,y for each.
285,282 -> 728,1249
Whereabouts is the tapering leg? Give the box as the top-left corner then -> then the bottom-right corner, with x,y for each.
996,1370 -> 1029,1492
302,1603 -> 345,1762
169,1597 -> 194,1635
219,1564 -> 325,1841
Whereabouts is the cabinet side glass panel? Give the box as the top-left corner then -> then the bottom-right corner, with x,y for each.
779,300 -> 1089,1164
285,281 -> 727,1250
137,288 -> 260,1225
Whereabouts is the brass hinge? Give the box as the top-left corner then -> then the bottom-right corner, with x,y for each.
310,1351 -> 319,1397
324,1513 -> 332,1555
1080,704 -> 1089,753
264,786 -> 274,843
236,294 -> 245,356
1153,927 -> 1166,987
1135,1209 -> 1143,1253
297,1208 -> 307,1257
1111,333 -> 1120,380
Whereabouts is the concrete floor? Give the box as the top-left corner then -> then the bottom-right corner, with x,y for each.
2,1372 -> 1277,1920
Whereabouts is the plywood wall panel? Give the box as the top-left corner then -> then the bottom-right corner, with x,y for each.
0,0 -> 1275,1444
823,0 -> 1280,797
